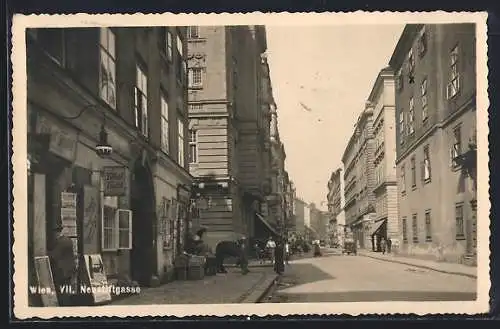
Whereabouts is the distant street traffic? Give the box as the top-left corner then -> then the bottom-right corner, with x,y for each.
264,249 -> 477,303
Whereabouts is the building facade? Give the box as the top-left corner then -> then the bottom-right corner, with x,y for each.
293,197 -> 307,236
27,26 -> 193,301
341,103 -> 377,249
366,67 -> 400,251
186,25 -> 271,248
327,167 -> 346,246
389,24 -> 477,264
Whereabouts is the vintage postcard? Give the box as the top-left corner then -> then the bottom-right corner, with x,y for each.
11,11 -> 490,318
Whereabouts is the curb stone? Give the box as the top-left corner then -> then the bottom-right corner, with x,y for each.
239,274 -> 279,303
359,252 -> 477,279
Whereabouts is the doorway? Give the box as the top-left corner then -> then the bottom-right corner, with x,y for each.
130,161 -> 156,286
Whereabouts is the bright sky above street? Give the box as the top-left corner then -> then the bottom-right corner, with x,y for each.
266,24 -> 404,210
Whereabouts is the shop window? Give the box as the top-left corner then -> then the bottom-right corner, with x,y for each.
102,196 -> 132,251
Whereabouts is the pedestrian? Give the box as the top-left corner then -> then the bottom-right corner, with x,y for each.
284,240 -> 290,265
381,237 -> 387,255
266,236 -> 276,264
274,239 -> 285,275
238,236 -> 250,275
49,223 -> 77,306
387,238 -> 392,254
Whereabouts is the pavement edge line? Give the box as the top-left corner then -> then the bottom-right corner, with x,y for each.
359,253 -> 477,279
253,274 -> 279,303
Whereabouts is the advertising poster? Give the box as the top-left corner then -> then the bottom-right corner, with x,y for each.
61,192 -> 77,238
83,254 -> 112,304
33,256 -> 59,306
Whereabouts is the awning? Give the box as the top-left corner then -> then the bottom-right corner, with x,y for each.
369,219 -> 387,236
255,213 -> 279,236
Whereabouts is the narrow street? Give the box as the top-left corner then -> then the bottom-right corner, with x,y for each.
263,250 -> 477,303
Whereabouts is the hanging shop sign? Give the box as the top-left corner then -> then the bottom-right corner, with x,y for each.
102,166 -> 127,196
60,192 -> 77,238
36,115 -> 77,163
82,254 -> 112,305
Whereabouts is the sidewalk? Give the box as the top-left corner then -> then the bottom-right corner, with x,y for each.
109,267 -> 278,305
357,250 -> 477,279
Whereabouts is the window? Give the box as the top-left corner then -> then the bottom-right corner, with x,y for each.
421,78 -> 428,121
455,203 -> 465,239
36,28 -> 66,66
189,130 -> 198,163
412,214 -> 418,243
400,164 -> 406,195
161,95 -> 169,153
99,28 -> 116,109
189,103 -> 203,111
178,118 -> 185,167
425,210 -> 432,242
134,65 -> 148,137
408,97 -> 415,135
418,28 -> 428,57
410,156 -> 416,188
176,34 -> 186,84
188,68 -> 203,88
188,26 -> 200,38
102,197 -> 133,251
166,30 -> 173,62
447,45 -> 460,99
423,145 -> 432,182
451,125 -> 462,168
117,209 -> 132,249
398,111 -> 405,144
408,48 -> 415,76
396,68 -> 404,92
402,217 -> 408,243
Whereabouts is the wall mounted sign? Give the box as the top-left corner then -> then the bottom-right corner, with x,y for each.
82,185 -> 99,254
102,166 -> 127,196
36,115 -> 77,162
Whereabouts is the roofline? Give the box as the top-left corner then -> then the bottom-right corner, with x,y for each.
388,24 -> 424,70
367,66 -> 395,103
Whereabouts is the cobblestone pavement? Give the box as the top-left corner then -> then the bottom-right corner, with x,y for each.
110,267 -> 277,305
263,254 -> 477,303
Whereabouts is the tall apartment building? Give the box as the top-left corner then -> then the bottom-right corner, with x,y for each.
293,197 -> 307,235
341,103 -> 377,249
327,167 -> 346,245
186,25 -> 271,248
27,27 -> 192,297
389,24 -> 477,264
365,67 -> 400,251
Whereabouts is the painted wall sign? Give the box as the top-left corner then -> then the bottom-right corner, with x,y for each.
36,115 -> 77,162
102,166 -> 127,196
82,186 -> 99,254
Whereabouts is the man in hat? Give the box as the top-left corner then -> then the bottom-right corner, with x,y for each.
49,223 -> 77,306
238,235 -> 250,275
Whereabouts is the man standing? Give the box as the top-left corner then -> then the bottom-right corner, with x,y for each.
265,236 -> 276,264
274,238 -> 285,275
284,240 -> 290,265
238,236 -> 250,275
49,224 -> 77,306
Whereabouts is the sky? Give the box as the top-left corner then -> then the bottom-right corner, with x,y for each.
265,25 -> 404,211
